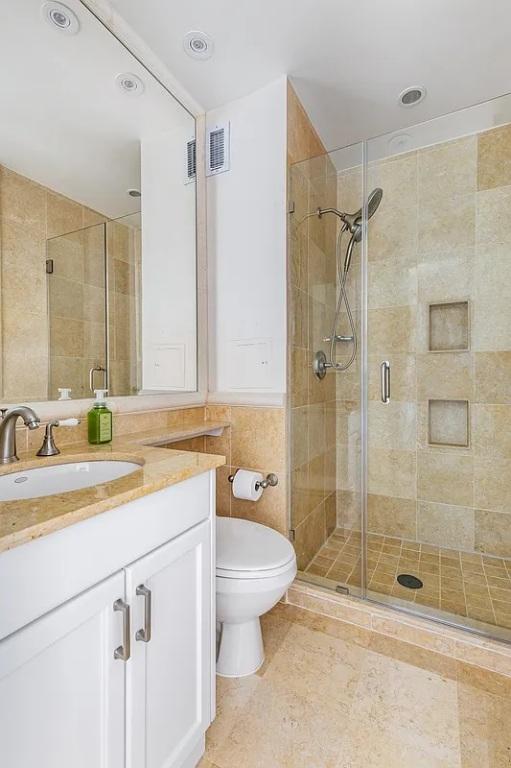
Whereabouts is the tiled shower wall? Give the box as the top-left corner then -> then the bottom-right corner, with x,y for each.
288,83 -> 338,569
337,123 -> 511,559
0,164 -> 139,400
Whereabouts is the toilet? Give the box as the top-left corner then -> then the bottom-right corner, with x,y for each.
216,517 -> 297,678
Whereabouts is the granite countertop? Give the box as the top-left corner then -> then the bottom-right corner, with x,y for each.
0,423 -> 227,554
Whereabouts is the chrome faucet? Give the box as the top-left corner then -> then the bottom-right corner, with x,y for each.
0,406 -> 40,464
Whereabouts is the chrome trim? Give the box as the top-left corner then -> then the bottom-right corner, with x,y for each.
135,584 -> 152,643
113,599 -> 131,661
380,360 -> 391,404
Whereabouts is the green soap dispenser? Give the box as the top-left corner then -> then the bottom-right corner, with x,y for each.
88,389 -> 113,444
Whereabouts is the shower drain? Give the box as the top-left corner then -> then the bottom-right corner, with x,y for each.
397,574 -> 423,589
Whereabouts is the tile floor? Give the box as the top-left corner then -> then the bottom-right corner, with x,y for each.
199,603 -> 511,768
303,528 -> 511,630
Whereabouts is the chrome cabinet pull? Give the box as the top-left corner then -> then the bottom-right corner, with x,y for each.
113,599 -> 131,661
380,361 -> 391,404
136,584 -> 152,643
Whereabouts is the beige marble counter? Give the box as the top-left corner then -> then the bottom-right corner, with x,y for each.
0,424 -> 227,554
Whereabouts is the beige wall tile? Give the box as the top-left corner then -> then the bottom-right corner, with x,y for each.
418,193 -> 475,255
478,123 -> 511,190
368,306 -> 416,354
418,136 -> 477,203
46,191 -> 83,239
476,185 -> 511,245
418,451 -> 474,506
416,352 -> 473,401
368,353 -> 416,402
368,494 -> 417,539
418,501 -> 475,550
287,81 -> 325,166
472,244 -> 511,351
50,318 -> 85,358
475,352 -> 511,403
47,230 -> 85,282
474,509 -> 511,558
472,404 -> 511,458
368,400 -> 416,451
368,448 -> 417,499
417,248 -> 474,304
294,502 -> 326,570
290,406 -> 308,469
0,167 -> 45,230
474,456 -> 511,514
231,472 -> 287,536
227,406 -> 287,530
368,258 -> 417,309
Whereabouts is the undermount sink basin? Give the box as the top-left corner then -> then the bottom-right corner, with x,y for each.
0,460 -> 141,501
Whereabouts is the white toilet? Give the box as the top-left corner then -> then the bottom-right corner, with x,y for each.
216,517 -> 297,678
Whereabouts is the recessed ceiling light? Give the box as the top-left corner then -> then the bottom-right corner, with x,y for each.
41,1 -> 80,34
116,73 -> 145,96
398,86 -> 426,107
127,189 -> 141,198
183,30 -> 214,60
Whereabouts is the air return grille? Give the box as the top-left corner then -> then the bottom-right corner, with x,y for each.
206,122 -> 230,176
185,138 -> 196,183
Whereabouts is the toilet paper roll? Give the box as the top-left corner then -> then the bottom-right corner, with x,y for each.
231,469 -> 264,501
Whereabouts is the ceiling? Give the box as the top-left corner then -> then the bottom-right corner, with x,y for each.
1,0 -> 192,219
111,0 -> 511,151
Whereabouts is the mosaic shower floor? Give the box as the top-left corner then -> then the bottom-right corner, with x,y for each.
304,528 -> 511,630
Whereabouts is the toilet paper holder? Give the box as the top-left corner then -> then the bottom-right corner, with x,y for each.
228,470 -> 278,491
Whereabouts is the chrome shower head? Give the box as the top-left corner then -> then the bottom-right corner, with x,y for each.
317,187 -> 383,239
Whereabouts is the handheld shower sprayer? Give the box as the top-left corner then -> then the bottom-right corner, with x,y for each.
310,187 -> 383,379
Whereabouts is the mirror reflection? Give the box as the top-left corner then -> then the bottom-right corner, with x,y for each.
0,0 -> 197,402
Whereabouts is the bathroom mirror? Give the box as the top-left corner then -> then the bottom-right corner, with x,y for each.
0,0 -> 197,402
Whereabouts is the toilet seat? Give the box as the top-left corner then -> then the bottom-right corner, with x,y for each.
216,517 -> 296,580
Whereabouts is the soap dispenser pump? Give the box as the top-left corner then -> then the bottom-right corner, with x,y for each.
88,389 -> 112,444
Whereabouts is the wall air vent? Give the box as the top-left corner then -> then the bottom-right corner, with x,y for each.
206,122 -> 230,176
185,137 -> 196,184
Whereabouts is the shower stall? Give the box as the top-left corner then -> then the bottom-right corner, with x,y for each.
288,92 -> 511,643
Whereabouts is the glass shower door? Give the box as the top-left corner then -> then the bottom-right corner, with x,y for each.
364,100 -> 511,642
47,222 -> 107,400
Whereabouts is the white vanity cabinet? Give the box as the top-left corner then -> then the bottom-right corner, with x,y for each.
0,571 -> 126,768
126,521 -> 210,768
0,470 -> 216,768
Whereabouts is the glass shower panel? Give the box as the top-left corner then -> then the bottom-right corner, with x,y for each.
365,96 -> 511,640
47,222 -> 107,400
106,214 -> 141,396
288,143 -> 364,593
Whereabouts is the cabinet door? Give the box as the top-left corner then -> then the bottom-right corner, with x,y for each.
0,571 -> 126,768
126,521 -> 211,768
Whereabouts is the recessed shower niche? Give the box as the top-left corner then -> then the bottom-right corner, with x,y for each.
428,301 -> 469,352
428,399 -> 469,448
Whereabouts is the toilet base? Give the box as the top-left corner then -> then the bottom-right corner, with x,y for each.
216,618 -> 264,678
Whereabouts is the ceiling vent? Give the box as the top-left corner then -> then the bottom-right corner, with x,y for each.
206,123 -> 230,176
185,138 -> 196,184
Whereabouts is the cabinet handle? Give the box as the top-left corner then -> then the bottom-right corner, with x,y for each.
113,599 -> 131,661
380,360 -> 391,404
136,584 -> 152,643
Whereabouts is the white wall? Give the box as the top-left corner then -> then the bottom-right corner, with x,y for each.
141,126 -> 197,392
206,76 -> 287,403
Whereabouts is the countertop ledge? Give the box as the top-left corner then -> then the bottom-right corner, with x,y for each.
0,424 -> 227,554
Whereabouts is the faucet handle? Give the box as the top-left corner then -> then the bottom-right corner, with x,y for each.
36,418 -> 81,457
0,409 -> 8,421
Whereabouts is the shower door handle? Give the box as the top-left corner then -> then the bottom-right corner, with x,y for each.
380,361 -> 391,404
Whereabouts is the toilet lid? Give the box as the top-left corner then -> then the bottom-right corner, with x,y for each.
216,517 -> 295,574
